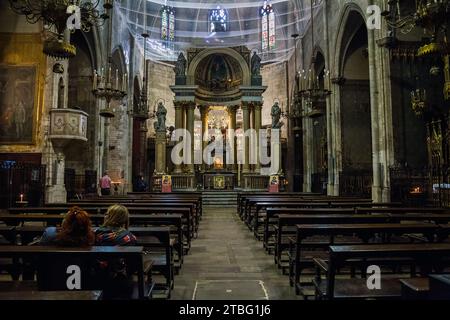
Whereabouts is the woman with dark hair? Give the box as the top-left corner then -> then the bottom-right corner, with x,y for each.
40,206 -> 95,246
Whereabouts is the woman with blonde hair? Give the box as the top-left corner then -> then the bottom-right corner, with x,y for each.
95,204 -> 137,299
95,204 -> 137,246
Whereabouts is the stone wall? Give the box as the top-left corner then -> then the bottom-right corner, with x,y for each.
147,60 -> 175,137
261,61 -> 288,138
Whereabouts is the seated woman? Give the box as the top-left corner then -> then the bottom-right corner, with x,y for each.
40,206 -> 95,246
95,204 -> 138,299
95,204 -> 137,246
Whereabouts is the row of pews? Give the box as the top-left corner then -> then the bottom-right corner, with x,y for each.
0,192 -> 202,300
238,192 -> 450,300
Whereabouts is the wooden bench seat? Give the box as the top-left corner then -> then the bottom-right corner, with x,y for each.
400,278 -> 430,299
313,278 -> 402,300
0,245 -> 152,300
0,290 -> 104,300
0,213 -> 187,257
291,223 -> 439,296
313,243 -> 450,300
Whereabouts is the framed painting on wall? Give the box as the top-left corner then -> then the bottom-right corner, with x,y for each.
0,65 -> 37,144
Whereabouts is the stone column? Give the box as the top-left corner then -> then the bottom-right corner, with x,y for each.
241,102 -> 251,174
102,118 -> 110,173
228,105 -> 238,173
200,105 -> 209,172
186,102 -> 195,174
253,102 -> 262,174
46,150 -> 67,203
139,121 -> 148,177
174,101 -> 183,174
368,28 -> 382,202
155,130 -> 167,175
330,76 -> 346,196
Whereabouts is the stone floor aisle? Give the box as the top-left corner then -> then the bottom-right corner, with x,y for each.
171,207 -> 302,300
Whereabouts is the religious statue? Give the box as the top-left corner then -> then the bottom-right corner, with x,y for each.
174,52 -> 187,77
251,52 -> 261,77
271,102 -> 283,129
154,102 -> 167,132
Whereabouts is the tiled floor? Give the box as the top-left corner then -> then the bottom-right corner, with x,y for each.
171,207 -> 302,300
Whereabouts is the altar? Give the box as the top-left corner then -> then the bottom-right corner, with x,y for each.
203,173 -> 236,190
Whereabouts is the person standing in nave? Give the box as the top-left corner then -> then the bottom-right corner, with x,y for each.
99,171 -> 112,196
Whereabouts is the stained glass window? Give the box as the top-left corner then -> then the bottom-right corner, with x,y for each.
161,5 -> 175,48
209,6 -> 228,33
261,1 -> 275,52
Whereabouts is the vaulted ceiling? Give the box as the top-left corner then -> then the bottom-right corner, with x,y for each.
117,0 -> 318,62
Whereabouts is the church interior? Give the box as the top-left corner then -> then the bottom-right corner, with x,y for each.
0,0 -> 450,303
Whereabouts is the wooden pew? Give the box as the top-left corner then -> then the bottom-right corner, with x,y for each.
241,196 -> 373,223
429,274 -> 450,300
400,274 -> 450,300
125,193 -> 203,219
63,200 -> 201,234
0,213 -> 187,258
264,208 -> 355,247
0,246 -> 152,300
9,206 -> 195,243
237,192 -> 322,217
0,290 -> 103,300
356,207 -> 449,214
0,226 -> 15,244
273,213 -> 389,268
5,208 -> 192,254
272,213 -> 450,270
313,243 -> 450,300
291,223 -> 440,296
134,227 -> 174,299
244,198 -> 376,229
8,225 -> 175,299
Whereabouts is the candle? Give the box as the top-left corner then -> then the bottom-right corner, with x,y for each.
328,72 -> 332,92
20,194 -> 23,202
115,69 -> 119,90
93,70 -> 98,91
308,69 -> 312,90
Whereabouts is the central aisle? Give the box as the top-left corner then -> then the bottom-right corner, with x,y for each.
171,207 -> 301,300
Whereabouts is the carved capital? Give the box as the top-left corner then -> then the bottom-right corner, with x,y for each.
252,101 -> 263,111
241,101 -> 251,109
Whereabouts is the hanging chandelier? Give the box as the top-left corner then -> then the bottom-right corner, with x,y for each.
9,0 -> 112,59
283,34 -> 304,122
92,1 -> 126,118
300,0 -> 331,119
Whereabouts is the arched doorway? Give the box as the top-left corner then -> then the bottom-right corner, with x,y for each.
339,11 -> 373,197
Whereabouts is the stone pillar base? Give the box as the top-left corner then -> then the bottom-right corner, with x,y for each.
45,185 -> 67,204
155,131 -> 167,175
372,185 -> 382,203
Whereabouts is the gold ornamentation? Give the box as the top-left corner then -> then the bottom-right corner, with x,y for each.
43,39 -> 76,59
213,175 -> 225,189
